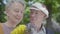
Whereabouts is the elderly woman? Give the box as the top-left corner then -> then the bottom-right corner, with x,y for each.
0,0 -> 25,34
26,2 -> 54,34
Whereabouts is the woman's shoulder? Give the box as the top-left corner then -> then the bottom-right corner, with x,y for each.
0,23 -> 4,34
0,23 -> 3,26
0,23 -> 3,29
0,23 -> 4,27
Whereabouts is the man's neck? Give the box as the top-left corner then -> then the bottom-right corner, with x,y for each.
31,22 -> 42,32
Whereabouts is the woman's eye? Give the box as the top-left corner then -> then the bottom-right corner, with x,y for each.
14,10 -> 19,12
21,11 -> 23,13
16,11 -> 19,12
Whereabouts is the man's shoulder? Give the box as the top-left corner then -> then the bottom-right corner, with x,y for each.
26,23 -> 55,34
46,28 -> 55,34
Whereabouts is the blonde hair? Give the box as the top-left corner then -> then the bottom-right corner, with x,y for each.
5,0 -> 26,9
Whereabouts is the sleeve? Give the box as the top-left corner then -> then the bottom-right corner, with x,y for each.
46,28 -> 55,34
0,23 -> 4,34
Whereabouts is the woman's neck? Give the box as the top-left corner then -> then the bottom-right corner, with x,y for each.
4,21 -> 17,28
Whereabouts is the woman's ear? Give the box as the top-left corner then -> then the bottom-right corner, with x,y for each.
4,11 -> 8,20
4,11 -> 9,16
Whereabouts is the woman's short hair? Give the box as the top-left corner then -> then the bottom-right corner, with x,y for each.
5,0 -> 26,9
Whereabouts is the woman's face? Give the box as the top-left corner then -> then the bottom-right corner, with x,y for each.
6,2 -> 24,24
30,9 -> 45,24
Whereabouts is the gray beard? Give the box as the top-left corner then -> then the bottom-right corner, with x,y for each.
27,23 -> 46,34
31,26 -> 46,34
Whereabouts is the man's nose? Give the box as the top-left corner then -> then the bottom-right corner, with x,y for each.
31,14 -> 35,18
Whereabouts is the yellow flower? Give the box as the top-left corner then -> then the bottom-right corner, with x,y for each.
11,25 -> 27,34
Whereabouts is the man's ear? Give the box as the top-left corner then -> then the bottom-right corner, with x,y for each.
44,15 -> 48,19
4,11 -> 7,14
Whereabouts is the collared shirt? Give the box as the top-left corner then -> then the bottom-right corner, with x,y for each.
26,23 -> 46,34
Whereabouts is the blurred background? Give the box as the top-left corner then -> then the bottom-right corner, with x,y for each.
0,0 -> 60,34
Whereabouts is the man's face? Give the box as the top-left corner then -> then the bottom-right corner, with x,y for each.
6,2 -> 24,24
30,9 -> 45,24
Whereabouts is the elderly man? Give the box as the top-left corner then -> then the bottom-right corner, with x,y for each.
0,0 -> 25,34
26,2 -> 54,34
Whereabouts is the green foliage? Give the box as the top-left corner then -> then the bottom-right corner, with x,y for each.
56,15 -> 60,23
25,0 -> 29,2
0,0 -> 6,23
52,0 -> 60,14
20,7 -> 30,24
57,0 -> 60,4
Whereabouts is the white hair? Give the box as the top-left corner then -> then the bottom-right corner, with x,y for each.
5,0 -> 26,9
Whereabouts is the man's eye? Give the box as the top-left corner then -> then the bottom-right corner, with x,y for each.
35,12 -> 38,14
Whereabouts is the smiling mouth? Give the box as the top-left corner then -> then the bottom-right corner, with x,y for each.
15,17 -> 21,20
